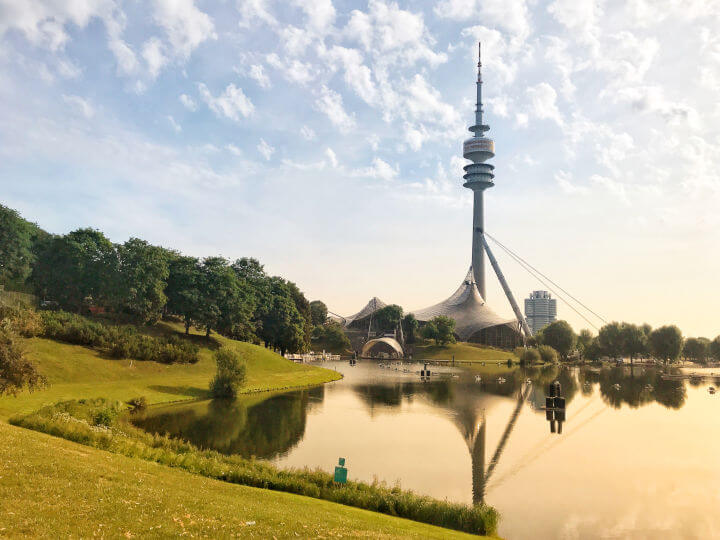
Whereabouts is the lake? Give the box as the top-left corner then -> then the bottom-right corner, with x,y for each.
133,361 -> 720,539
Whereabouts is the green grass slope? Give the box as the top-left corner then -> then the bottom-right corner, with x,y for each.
0,323 -> 340,419
0,422 -> 484,539
414,342 -> 518,364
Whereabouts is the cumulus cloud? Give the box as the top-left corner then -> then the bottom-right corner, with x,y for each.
249,64 -> 271,88
266,53 -> 315,84
325,147 -> 338,168
436,0 -> 531,42
315,85 -> 355,129
62,94 -> 94,118
142,37 -> 167,79
152,0 -> 216,58
526,82 -> 564,126
300,125 -> 316,140
353,157 -> 399,181
198,82 -> 254,121
166,115 -> 182,132
257,138 -> 275,160
179,93 -> 197,111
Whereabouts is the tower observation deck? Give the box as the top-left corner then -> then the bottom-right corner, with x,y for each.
464,42 -> 495,300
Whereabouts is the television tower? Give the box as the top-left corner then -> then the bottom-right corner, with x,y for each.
463,42 -> 495,301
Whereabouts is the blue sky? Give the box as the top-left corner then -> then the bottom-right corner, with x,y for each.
1,0 -> 719,337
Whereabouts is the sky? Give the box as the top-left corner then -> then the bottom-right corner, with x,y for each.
1,0 -> 719,338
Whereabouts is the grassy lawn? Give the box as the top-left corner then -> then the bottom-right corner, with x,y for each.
414,342 -> 519,364
0,323 -> 341,420
0,422 -> 484,539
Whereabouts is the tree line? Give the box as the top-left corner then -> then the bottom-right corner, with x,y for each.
1,204 -> 319,356
535,319 -> 720,365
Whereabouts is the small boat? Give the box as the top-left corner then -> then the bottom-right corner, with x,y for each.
475,375 -> 482,383
612,383 -> 621,390
709,387 -> 716,394
497,377 -> 506,384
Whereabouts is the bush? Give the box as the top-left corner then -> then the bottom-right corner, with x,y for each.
210,347 -> 246,399
538,344 -> 559,364
515,347 -> 541,366
0,326 -> 48,395
126,396 -> 148,412
0,306 -> 44,337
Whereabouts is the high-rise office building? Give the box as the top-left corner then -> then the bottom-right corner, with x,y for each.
524,291 -> 557,335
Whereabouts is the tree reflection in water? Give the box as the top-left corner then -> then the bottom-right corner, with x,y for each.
133,386 -> 324,459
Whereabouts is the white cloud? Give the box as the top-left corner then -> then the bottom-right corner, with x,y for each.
166,115 -> 182,132
249,64 -> 271,88
526,82 -> 564,126
152,0 -> 216,58
293,0 -> 335,33
591,174 -> 630,205
257,138 -> 275,160
436,0 -> 531,42
322,46 -> 377,105
353,157 -> 399,181
555,170 -> 588,194
315,85 -> 355,129
142,37 -> 167,79
198,83 -> 254,121
325,147 -> 338,168
238,0 -> 277,28
62,94 -> 94,118
266,53 -> 314,84
225,144 -> 243,156
179,93 -> 196,111
300,125 -> 316,140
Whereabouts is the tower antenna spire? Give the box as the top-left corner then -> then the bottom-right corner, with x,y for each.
475,42 -> 483,129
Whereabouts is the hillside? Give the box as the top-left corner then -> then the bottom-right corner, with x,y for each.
413,341 -> 519,363
0,422 -> 482,539
0,322 -> 340,419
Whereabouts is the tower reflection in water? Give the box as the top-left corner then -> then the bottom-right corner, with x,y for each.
132,363 -> 692,507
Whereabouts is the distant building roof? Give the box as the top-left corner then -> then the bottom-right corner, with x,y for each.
410,267 -> 516,341
361,337 -> 404,357
343,297 -> 387,327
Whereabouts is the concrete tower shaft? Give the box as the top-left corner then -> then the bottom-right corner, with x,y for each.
463,42 -> 495,300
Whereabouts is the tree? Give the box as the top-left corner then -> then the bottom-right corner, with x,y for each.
0,205 -> 46,288
0,326 -> 47,395
166,255 -> 201,334
209,346 -> 246,399
539,320 -> 576,360
576,329 -> 594,360
621,323 -> 647,364
538,344 -> 558,363
683,337 -> 710,364
423,316 -> 456,346
649,325 -> 683,364
117,238 -> 170,323
711,336 -> 720,363
196,257 -> 253,338
374,304 -> 403,334
516,347 -> 541,365
309,300 -> 328,326
261,295 -> 306,356
402,313 -> 419,343
598,322 -> 624,360
32,228 -> 118,312
312,321 -> 350,353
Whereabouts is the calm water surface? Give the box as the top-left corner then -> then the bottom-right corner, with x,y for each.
134,361 -> 720,539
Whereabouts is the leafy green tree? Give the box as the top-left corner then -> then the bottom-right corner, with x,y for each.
0,205 -> 46,288
422,315 -> 456,346
683,337 -> 710,363
32,228 -> 118,312
576,329 -> 594,360
261,295 -> 306,356
649,325 -> 683,364
210,346 -> 246,399
711,336 -> 720,363
516,347 -> 541,365
117,238 -> 170,323
374,304 -> 403,334
402,313 -> 419,343
621,323 -> 648,364
312,321 -> 350,353
538,320 -> 576,360
598,322 -> 624,360
197,257 -> 253,338
584,337 -> 603,362
309,300 -> 328,326
0,326 -> 47,395
538,344 -> 558,363
166,255 -> 201,334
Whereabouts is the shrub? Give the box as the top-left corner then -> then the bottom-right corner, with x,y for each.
538,344 -> 559,364
0,326 -> 48,395
0,306 -> 44,337
515,347 -> 541,366
126,396 -> 148,412
210,347 -> 246,399
93,407 -> 119,427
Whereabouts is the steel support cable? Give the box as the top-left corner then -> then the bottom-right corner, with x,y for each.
485,232 -> 608,325
484,237 -> 601,331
